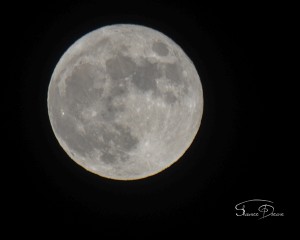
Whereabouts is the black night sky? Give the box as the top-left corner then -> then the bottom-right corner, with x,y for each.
11,0 -> 290,232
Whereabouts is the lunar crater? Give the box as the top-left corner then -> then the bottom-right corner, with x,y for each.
152,41 -> 169,56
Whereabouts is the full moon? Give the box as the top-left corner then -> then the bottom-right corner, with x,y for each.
47,24 -> 203,180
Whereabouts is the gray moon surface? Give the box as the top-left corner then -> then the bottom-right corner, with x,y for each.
47,24 -> 203,180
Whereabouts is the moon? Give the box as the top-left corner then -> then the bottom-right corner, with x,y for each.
47,24 -> 203,180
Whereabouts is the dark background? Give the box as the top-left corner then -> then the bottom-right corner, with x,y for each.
11,0 -> 289,231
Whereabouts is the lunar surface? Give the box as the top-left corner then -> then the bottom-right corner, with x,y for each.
47,24 -> 203,180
